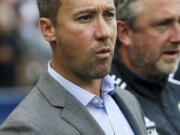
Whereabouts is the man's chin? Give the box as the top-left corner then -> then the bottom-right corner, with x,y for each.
92,69 -> 110,79
157,64 -> 179,76
94,73 -> 108,79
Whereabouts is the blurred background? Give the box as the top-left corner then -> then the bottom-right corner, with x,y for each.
0,0 -> 180,125
0,0 -> 51,123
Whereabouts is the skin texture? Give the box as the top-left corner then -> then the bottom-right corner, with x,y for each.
40,0 -> 117,96
117,0 -> 180,81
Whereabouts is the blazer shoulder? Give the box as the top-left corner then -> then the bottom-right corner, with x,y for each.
0,84 -> 81,135
0,118 -> 41,135
0,87 -> 54,133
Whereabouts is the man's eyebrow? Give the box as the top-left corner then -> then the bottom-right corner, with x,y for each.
151,18 -> 174,26
103,6 -> 116,13
106,7 -> 116,11
74,6 -> 115,15
74,9 -> 96,15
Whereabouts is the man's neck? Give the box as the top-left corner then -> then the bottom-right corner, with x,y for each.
69,78 -> 102,97
50,61 -> 102,97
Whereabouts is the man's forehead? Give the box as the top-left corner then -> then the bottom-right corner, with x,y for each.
135,0 -> 180,27
140,0 -> 180,11
134,0 -> 180,20
61,0 -> 115,11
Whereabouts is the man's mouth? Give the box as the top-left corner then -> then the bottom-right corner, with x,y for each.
162,50 -> 179,59
96,48 -> 112,59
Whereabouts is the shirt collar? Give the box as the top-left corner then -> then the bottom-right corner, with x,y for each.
48,61 -> 115,107
100,75 -> 116,96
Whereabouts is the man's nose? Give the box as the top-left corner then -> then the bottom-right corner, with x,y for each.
170,23 -> 180,44
94,17 -> 111,41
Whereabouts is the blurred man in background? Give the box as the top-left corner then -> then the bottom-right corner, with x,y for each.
0,36 -> 21,87
0,0 -> 51,87
0,0 -> 51,124
111,0 -> 180,134
0,0 -> 22,87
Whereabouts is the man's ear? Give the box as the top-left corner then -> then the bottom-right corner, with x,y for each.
117,20 -> 132,47
39,18 -> 56,42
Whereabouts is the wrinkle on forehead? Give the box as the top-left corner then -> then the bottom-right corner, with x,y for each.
61,0 -> 115,12
134,0 -> 180,30
96,0 -> 112,9
141,0 -> 180,14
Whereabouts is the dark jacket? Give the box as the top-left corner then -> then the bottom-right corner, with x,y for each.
174,63 -> 180,81
110,53 -> 180,135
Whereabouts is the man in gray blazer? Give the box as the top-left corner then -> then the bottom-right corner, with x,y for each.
0,0 -> 147,134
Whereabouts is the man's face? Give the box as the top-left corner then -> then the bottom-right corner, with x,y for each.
53,0 -> 116,81
127,0 -> 180,80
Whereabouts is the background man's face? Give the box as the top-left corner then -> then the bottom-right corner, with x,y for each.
53,0 -> 116,81
128,0 -> 180,79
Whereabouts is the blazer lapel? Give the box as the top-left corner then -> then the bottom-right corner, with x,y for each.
36,71 -> 105,135
61,92 -> 105,135
113,87 -> 145,135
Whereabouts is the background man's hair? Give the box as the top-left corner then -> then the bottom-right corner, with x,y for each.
115,0 -> 143,31
114,0 -> 143,47
37,0 -> 62,24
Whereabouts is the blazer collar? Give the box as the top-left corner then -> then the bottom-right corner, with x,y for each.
36,70 -> 105,135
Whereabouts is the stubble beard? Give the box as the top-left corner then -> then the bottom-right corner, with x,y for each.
71,55 -> 113,83
129,48 -> 179,81
155,57 -> 179,76
81,57 -> 112,80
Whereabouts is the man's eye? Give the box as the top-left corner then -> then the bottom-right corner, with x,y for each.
155,20 -> 172,27
178,19 -> 180,24
158,22 -> 170,26
104,12 -> 115,19
77,15 -> 92,23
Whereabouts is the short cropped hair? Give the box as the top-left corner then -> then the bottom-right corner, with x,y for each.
37,0 -> 62,24
115,0 -> 143,31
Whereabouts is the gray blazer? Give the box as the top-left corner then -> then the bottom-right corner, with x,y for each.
0,71 -> 147,135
